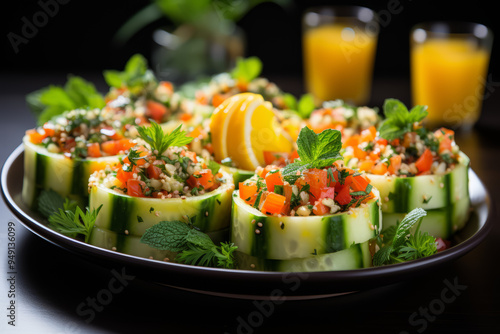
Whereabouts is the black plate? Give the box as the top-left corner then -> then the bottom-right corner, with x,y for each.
1,144 -> 494,299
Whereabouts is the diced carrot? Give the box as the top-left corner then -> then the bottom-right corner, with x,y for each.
415,148 -> 433,173
180,113 -> 192,122
359,160 -> 375,172
146,100 -> 168,123
313,201 -> 330,216
195,91 -> 208,105
388,155 -> 402,174
87,142 -> 101,158
42,123 -> 56,137
360,126 -> 377,142
260,192 -> 286,214
265,170 -> 283,193
353,146 -> 368,160
438,136 -> 453,154
159,81 -> 174,94
376,138 -> 388,146
239,182 -> 258,204
259,165 -> 280,178
26,129 -> 46,144
434,127 -> 454,140
212,93 -> 230,108
371,162 -> 388,175
342,134 -> 360,148
335,184 -> 352,205
116,166 -> 134,184
127,179 -> 147,197
187,169 -> 215,190
100,126 -> 122,140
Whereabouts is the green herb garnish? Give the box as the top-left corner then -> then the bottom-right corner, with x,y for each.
373,208 -> 438,266
231,56 -> 262,83
281,127 -> 343,184
140,220 -> 237,269
103,54 -> 157,95
136,121 -> 193,157
48,205 -> 102,243
378,99 -> 428,141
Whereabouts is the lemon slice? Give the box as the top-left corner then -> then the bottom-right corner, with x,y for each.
210,93 -> 293,171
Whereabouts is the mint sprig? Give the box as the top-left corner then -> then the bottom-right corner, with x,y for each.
136,121 -> 193,157
373,208 -> 438,266
230,56 -> 262,83
140,220 -> 238,269
103,54 -> 157,95
378,99 -> 428,141
281,127 -> 343,184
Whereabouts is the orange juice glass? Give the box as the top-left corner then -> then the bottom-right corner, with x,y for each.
411,22 -> 493,131
302,6 -> 379,105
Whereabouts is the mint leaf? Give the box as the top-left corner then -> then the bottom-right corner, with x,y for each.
26,75 -> 105,125
103,54 -> 157,94
136,121 -> 193,156
185,228 -> 215,249
297,93 -> 316,119
282,127 -> 342,184
378,99 -> 428,141
231,57 -> 262,83
392,207 -> 427,249
140,220 -> 190,252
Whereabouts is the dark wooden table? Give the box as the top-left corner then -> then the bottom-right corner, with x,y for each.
1,73 -> 499,334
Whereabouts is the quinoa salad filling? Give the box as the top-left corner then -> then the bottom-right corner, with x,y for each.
25,108 -> 139,159
238,161 -> 377,217
342,125 -> 461,177
89,143 -> 229,199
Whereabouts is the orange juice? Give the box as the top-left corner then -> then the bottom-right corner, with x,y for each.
303,24 -> 377,104
411,38 -> 490,128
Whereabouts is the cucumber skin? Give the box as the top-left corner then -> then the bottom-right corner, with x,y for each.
88,226 -> 229,261
381,195 -> 471,239
231,189 -> 382,260
236,241 -> 373,272
89,173 -> 235,236
22,136 -> 121,208
370,152 -> 470,213
219,165 -> 254,189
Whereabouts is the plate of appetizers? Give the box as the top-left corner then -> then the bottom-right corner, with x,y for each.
1,55 -> 494,299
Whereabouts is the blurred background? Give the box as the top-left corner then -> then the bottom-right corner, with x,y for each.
1,0 -> 499,126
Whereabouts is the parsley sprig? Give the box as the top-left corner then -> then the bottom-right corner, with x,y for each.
140,220 -> 237,269
37,190 -> 101,242
373,208 -> 438,266
281,127 -> 343,184
378,99 -> 428,141
136,121 -> 193,157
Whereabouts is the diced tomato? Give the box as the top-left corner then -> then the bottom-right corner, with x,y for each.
350,175 -> 370,192
313,201 -> 330,215
326,168 -> 338,187
371,162 -> 388,175
302,168 -> 327,202
187,169 -> 215,190
434,127 -> 455,140
265,170 -> 283,193
87,142 -> 101,158
387,155 -> 402,174
146,100 -> 168,123
435,237 -> 451,252
376,138 -> 388,146
335,184 -> 352,205
319,187 -> 336,199
116,166 -> 134,184
415,148 -> 433,173
159,81 -> 174,94
152,190 -> 169,198
260,192 -> 286,214
147,165 -> 162,179
281,184 -> 293,215
127,179 -> 148,197
101,139 -> 135,156
438,136 -> 453,154
26,129 -> 46,144
181,150 -> 198,163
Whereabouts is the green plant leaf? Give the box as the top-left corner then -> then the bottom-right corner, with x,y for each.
140,220 -> 190,252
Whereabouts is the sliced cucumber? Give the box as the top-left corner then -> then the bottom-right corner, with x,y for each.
231,189 -> 381,260
370,152 -> 469,213
89,171 -> 235,236
219,165 -> 254,188
236,241 -> 372,272
22,136 -> 121,208
88,226 -> 229,260
381,195 -> 470,239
